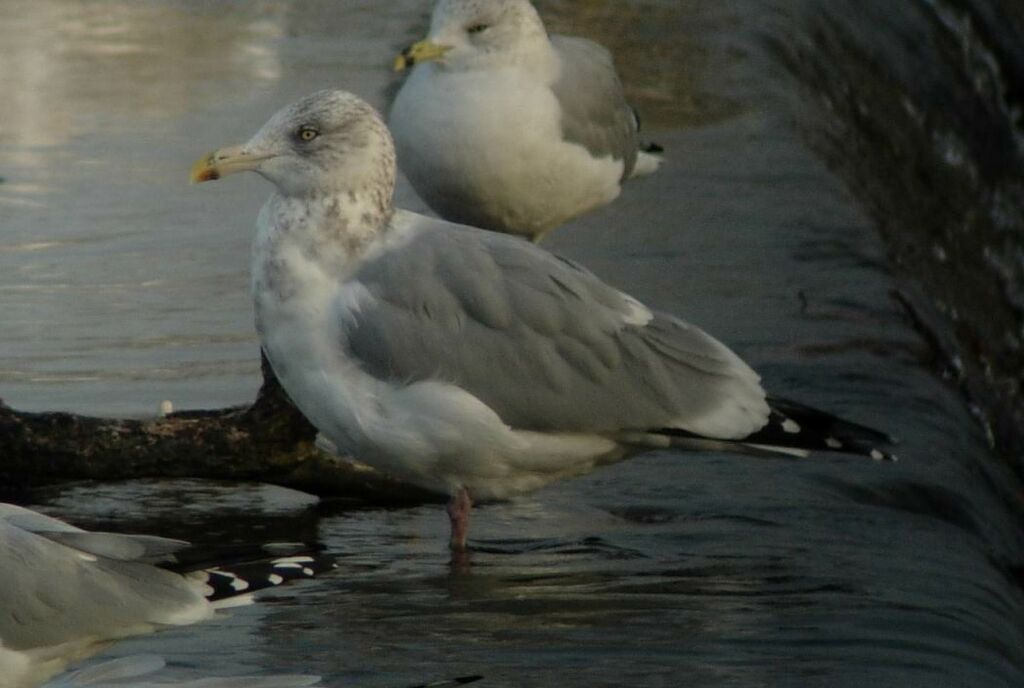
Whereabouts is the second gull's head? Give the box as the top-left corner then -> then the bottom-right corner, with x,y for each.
394,0 -> 549,72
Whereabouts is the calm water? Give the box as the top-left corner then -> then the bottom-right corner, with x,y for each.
2,1 -> 1023,687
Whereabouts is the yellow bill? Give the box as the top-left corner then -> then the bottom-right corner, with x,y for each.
393,40 -> 453,71
189,145 -> 266,184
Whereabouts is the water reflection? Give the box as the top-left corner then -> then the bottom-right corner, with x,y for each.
0,0 -> 438,416
0,1 -> 295,415
2,0 -> 1024,687
0,0 -> 285,150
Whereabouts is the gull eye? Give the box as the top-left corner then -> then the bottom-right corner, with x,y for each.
296,126 -> 319,142
466,23 -> 489,35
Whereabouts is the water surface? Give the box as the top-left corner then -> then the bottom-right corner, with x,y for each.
2,1 -> 1022,687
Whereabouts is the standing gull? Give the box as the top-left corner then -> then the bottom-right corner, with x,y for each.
191,90 -> 892,550
0,503 -> 332,688
389,0 -> 662,241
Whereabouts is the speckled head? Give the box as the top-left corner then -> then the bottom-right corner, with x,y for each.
396,0 -> 550,72
191,89 -> 396,199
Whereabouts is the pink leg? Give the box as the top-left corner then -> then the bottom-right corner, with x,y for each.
446,486 -> 473,551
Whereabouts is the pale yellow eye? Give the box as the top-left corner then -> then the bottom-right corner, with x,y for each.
466,23 -> 489,34
297,127 -> 319,142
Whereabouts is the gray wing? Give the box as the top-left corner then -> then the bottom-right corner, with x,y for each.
343,222 -> 768,439
0,503 -> 83,533
39,531 -> 190,563
0,509 -> 203,652
550,35 -> 639,179
0,503 -> 189,563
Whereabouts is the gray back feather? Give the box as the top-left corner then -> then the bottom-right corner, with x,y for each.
0,510 -> 201,652
40,532 -> 190,563
344,223 -> 764,437
0,503 -> 190,563
550,35 -> 639,178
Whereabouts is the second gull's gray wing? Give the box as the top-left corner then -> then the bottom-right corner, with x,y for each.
0,503 -> 189,563
344,222 -> 768,440
550,35 -> 640,179
0,516 -> 206,653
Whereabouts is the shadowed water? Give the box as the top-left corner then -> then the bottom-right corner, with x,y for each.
1,1 -> 1023,687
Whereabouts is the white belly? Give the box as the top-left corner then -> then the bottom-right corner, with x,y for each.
390,66 -> 624,237
257,279 -> 622,500
262,311 -> 623,499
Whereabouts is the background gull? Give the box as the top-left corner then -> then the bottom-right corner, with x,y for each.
389,0 -> 662,241
191,89 -> 893,551
0,503 -> 333,688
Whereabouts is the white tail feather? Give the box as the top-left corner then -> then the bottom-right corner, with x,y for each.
631,150 -> 663,177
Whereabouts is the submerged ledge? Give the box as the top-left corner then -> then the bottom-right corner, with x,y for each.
0,354 -> 435,503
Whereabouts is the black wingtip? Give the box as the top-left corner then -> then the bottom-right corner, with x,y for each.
193,551 -> 337,602
747,397 -> 897,462
642,141 -> 664,154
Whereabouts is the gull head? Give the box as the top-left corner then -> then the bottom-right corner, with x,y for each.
394,0 -> 549,72
191,89 -> 395,198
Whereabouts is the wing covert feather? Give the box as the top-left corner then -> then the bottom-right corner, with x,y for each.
549,35 -> 639,178
344,225 -> 768,437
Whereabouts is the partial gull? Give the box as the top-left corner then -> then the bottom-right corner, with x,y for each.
50,655 -> 319,687
191,89 -> 893,550
389,0 -> 661,241
0,503 -> 333,688
51,654 -> 482,688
